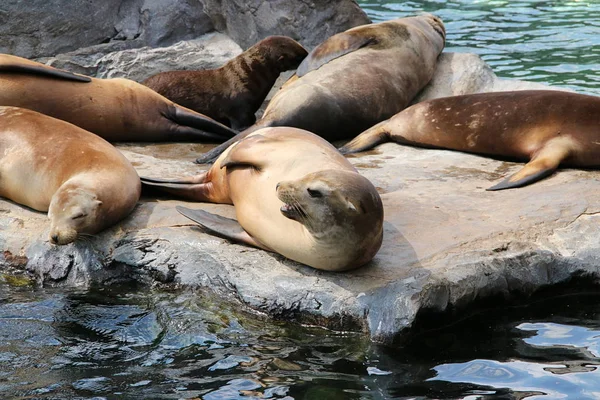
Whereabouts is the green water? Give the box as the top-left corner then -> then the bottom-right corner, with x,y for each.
359,1 -> 600,95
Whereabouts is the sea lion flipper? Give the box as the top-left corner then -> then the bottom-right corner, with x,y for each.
0,55 -> 91,82
220,134 -> 272,171
171,106 -> 238,141
487,137 -> 574,191
176,206 -> 271,251
141,174 -> 212,201
296,31 -> 377,77
338,120 -> 391,154
195,125 -> 265,164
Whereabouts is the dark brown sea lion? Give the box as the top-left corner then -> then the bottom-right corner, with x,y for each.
195,13 -> 446,164
0,54 -> 236,142
0,106 -> 141,245
339,90 -> 600,190
142,36 -> 308,130
142,127 -> 384,271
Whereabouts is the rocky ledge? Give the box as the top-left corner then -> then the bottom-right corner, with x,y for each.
2,50 -> 594,344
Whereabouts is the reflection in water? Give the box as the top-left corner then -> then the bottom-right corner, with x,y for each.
358,1 -> 600,95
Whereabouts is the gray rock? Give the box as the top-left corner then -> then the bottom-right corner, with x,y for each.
1,0 -> 213,59
415,52 -> 572,103
1,54 -> 595,343
45,33 -> 243,82
200,0 -> 371,49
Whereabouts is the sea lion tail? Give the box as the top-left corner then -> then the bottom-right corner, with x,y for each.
171,106 -> 238,141
140,173 -> 212,201
338,120 -> 391,154
194,123 -> 268,164
0,55 -> 91,82
487,136 -> 576,191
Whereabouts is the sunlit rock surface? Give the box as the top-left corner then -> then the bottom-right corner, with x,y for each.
0,50 -> 594,343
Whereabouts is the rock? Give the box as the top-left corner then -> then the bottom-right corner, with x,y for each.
1,54 -> 595,344
46,33 -> 243,81
0,0 -> 213,59
4,134 -> 600,343
199,0 -> 371,50
414,53 -> 572,103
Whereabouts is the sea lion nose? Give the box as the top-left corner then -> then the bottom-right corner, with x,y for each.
276,183 -> 281,191
50,234 -> 59,244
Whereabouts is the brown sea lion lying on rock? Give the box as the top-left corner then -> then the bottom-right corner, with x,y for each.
143,36 -> 308,130
142,127 -> 383,271
0,54 -> 236,142
340,90 -> 600,190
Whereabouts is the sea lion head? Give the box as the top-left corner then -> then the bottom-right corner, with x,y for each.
420,13 -> 446,41
48,185 -> 104,245
276,170 -> 383,270
259,36 -> 309,72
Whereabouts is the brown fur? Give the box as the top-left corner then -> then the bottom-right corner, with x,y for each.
143,36 -> 308,130
195,14 -> 446,163
142,127 -> 383,271
0,107 -> 141,244
340,90 -> 600,190
0,54 -> 236,142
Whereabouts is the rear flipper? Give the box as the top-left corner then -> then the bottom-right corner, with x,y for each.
0,55 -> 91,82
487,136 -> 576,191
171,106 -> 238,142
338,120 -> 391,154
176,206 -> 271,251
141,173 -> 212,201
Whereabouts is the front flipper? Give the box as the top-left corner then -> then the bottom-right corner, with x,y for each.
176,206 -> 271,251
0,54 -> 91,82
195,124 -> 266,164
171,106 -> 238,141
487,136 -> 576,191
220,134 -> 272,171
141,173 -> 212,201
338,120 -> 391,154
296,30 -> 378,77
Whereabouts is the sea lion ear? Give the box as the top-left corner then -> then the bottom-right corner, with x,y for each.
346,198 -> 367,214
296,31 -> 377,77
345,198 -> 359,213
95,200 -> 103,207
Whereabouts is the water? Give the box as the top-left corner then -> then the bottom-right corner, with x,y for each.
2,279 -> 600,399
358,1 -> 600,95
2,3 -> 600,399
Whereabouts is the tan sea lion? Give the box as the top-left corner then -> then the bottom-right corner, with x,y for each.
142,127 -> 384,271
0,106 -> 141,244
339,90 -> 600,190
0,54 -> 237,142
195,13 -> 446,164
143,36 -> 308,130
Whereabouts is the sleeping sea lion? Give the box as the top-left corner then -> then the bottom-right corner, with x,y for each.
339,90 -> 600,190
0,106 -> 141,245
0,54 -> 236,142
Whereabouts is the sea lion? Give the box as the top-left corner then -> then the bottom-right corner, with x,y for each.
339,90 -> 600,190
0,106 -> 141,244
142,127 -> 383,271
195,13 -> 446,164
143,36 -> 308,130
0,54 -> 236,142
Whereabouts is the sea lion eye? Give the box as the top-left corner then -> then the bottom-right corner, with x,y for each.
72,212 -> 86,220
307,188 -> 322,198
